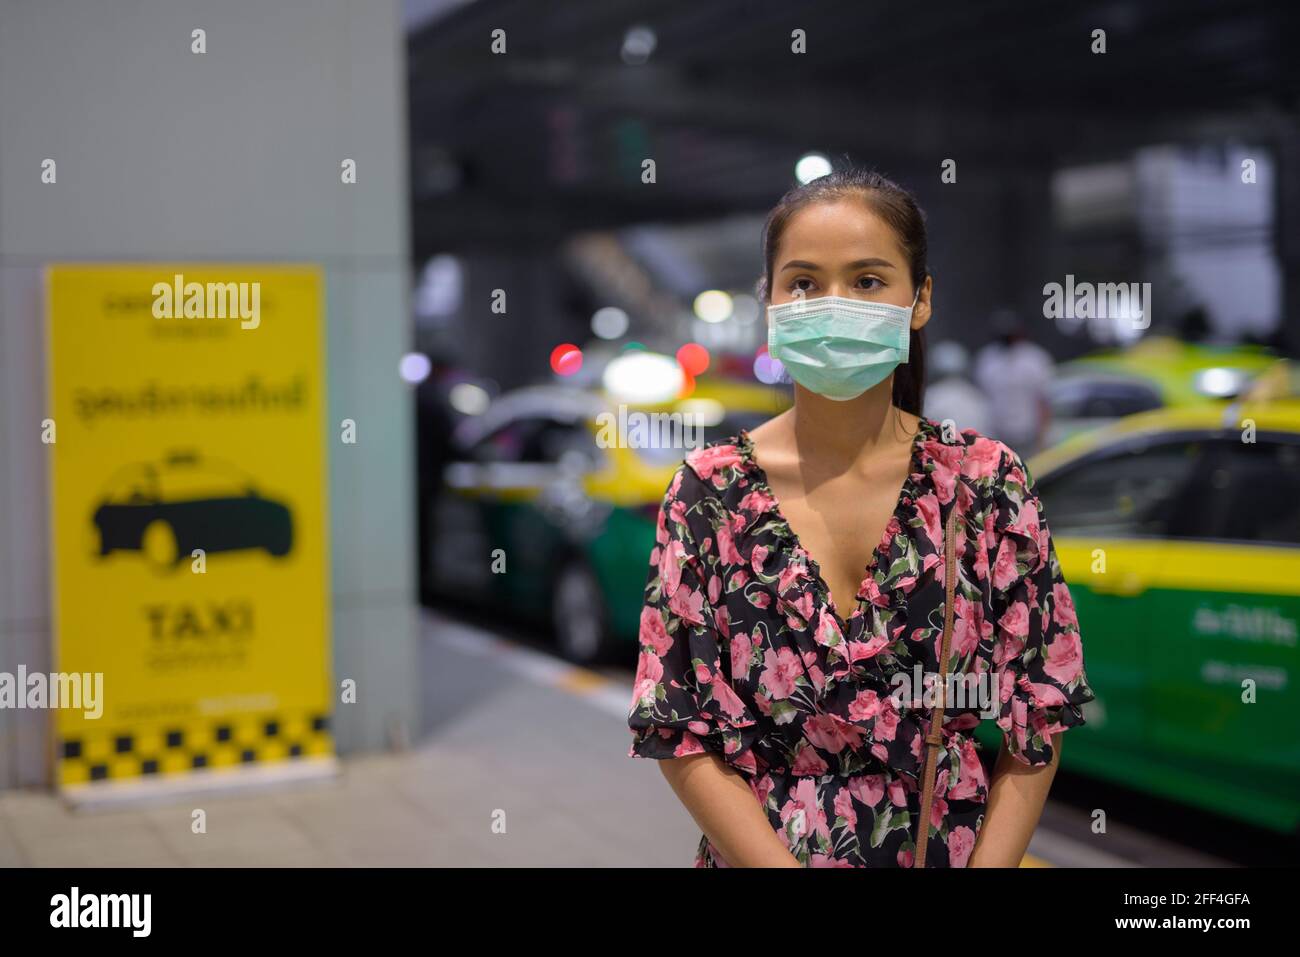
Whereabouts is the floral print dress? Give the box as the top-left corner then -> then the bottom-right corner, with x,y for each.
626,416 -> 1096,867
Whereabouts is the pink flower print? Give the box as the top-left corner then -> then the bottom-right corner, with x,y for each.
639,605 -> 673,657
730,631 -> 753,679
915,492 -> 943,555
847,688 -> 886,722
961,436 -> 1002,479
667,581 -> 706,625
951,594 -> 989,659
948,825 -> 976,867
1043,630 -> 1084,685
1009,497 -> 1043,561
761,646 -> 802,700
833,788 -> 858,830
1052,581 -> 1078,629
998,600 -> 1030,643
991,536 -> 1020,592
847,773 -> 885,808
777,559 -> 809,593
659,538 -> 685,597
947,738 -> 986,800
848,630 -> 891,663
685,443 -> 743,479
803,713 -> 855,754
716,521 -> 744,566
738,487 -> 777,518
790,745 -> 830,780
669,497 -> 688,529
629,650 -> 663,710
815,608 -> 844,648
672,731 -> 707,759
711,677 -> 749,722
714,603 -> 731,638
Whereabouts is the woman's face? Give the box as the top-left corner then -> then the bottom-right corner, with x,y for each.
769,198 -> 932,331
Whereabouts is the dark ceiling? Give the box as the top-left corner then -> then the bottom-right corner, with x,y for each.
407,0 -> 1300,261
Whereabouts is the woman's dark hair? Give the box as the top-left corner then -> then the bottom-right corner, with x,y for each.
758,166 -> 929,415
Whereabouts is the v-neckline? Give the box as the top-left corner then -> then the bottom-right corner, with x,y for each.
735,418 -> 929,632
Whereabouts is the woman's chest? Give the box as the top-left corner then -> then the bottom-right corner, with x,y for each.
762,468 -> 912,620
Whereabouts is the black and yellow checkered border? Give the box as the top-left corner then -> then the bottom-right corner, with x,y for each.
58,711 -> 334,786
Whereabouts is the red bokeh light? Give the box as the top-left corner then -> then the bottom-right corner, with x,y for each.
550,343 -> 583,376
676,343 -> 710,376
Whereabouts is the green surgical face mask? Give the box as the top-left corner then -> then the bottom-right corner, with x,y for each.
767,290 -> 919,401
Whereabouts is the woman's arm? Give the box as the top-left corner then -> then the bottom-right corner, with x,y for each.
658,753 -> 802,868
967,731 -> 1062,867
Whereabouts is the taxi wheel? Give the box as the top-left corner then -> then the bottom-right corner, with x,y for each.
552,559 -> 612,665
140,519 -> 180,570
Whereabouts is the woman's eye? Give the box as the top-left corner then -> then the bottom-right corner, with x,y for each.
790,277 -> 815,293
857,276 -> 883,290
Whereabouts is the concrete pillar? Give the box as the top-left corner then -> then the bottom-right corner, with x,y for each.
0,0 -> 417,788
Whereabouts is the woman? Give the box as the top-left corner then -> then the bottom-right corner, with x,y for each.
626,167 -> 1096,867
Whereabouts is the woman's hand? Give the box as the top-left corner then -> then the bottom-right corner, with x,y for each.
659,752 -> 802,867
967,732 -> 1062,867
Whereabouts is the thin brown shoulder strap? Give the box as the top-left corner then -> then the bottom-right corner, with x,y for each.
915,450 -> 964,868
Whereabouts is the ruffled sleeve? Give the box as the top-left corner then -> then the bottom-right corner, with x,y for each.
986,445 -> 1096,767
626,464 -> 762,777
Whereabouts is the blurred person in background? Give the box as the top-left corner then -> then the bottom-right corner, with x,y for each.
973,310 -> 1054,454
923,340 -> 993,435
627,167 -> 1095,868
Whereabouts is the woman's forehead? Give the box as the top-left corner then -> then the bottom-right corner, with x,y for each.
778,201 -> 903,263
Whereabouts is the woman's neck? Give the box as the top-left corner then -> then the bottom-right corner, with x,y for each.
783,377 -> 917,474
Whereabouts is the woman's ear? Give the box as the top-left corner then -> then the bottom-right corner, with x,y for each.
911,275 -> 933,332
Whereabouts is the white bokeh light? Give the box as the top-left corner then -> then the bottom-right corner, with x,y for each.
448,382 -> 490,415
591,306 -> 629,340
795,153 -> 832,184
693,289 -> 733,323
602,350 -> 683,405
399,352 -> 432,383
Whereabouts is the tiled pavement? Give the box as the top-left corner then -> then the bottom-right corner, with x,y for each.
0,610 -> 1223,867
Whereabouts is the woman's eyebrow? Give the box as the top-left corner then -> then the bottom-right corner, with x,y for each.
779,257 -> 896,271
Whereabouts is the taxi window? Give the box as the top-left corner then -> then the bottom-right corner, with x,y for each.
470,417 -> 597,466
530,421 -> 600,467
157,467 -> 250,501
470,419 -> 543,463
1164,439 -> 1300,546
1036,439 -> 1205,538
1049,378 -> 1163,420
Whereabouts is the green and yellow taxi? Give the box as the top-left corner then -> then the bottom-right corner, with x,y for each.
426,369 -> 790,663
976,359 -> 1300,835
1045,335 -> 1280,447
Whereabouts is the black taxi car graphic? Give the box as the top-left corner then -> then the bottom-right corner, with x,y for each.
92,452 -> 293,569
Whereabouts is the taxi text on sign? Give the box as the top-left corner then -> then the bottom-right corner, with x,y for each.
46,264 -> 333,795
